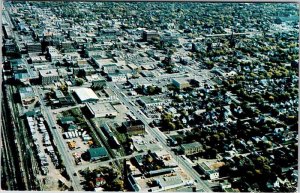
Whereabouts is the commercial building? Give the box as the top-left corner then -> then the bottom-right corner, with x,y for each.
142,30 -> 160,41
197,162 -> 220,180
138,96 -> 164,109
91,78 -> 107,89
47,46 -> 63,62
88,147 -> 109,161
59,116 -> 75,125
87,102 -> 118,118
180,142 -> 203,155
172,78 -> 190,90
29,55 -> 47,63
39,69 -> 59,85
26,42 -> 42,53
73,88 -> 99,103
61,41 -> 75,52
3,40 -> 17,54
122,120 -> 145,135
102,63 -> 118,74
107,72 -> 127,82
19,87 -> 37,106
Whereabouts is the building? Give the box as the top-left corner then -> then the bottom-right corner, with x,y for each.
3,40 -> 17,54
55,90 -> 65,99
87,102 -> 118,118
102,63 -> 118,74
88,147 -> 109,161
19,87 -> 37,106
26,42 -> 42,53
172,78 -> 190,90
142,30 -> 160,41
197,162 -> 219,180
59,116 -> 75,125
107,72 -> 127,82
160,36 -> 179,46
14,71 -> 30,84
73,88 -> 99,103
39,69 -> 59,85
180,142 -> 203,155
122,120 -> 145,135
61,41 -> 75,52
138,96 -> 164,109
47,46 -> 63,62
128,77 -> 151,89
29,55 -> 47,63
92,78 -> 107,89
127,174 -> 141,192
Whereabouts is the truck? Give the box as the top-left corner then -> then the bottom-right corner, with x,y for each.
68,132 -> 73,139
71,131 -> 76,138
64,132 -> 69,139
75,131 -> 79,137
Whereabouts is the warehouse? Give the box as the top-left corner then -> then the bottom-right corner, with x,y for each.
88,147 -> 109,161
73,88 -> 99,103
87,102 -> 118,118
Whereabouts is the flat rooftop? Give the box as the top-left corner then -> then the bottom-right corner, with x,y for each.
39,69 -> 59,77
87,102 -> 118,116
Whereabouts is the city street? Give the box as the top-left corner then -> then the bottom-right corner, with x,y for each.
108,82 -> 212,192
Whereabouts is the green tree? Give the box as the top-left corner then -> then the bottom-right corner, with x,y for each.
75,78 -> 84,86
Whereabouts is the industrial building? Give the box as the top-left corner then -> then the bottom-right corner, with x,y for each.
88,147 -> 109,161
73,88 -> 99,103
87,102 -> 118,118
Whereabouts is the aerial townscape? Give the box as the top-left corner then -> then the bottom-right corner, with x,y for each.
1,1 -> 299,192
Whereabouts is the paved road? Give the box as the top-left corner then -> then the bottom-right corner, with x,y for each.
108,82 -> 212,192
51,104 -> 85,113
75,152 -> 146,171
33,86 -> 81,191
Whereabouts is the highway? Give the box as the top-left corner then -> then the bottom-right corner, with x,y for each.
108,82 -> 212,192
33,86 -> 82,191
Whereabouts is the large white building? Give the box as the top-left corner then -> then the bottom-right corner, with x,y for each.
73,88 -> 99,103
87,102 -> 118,118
